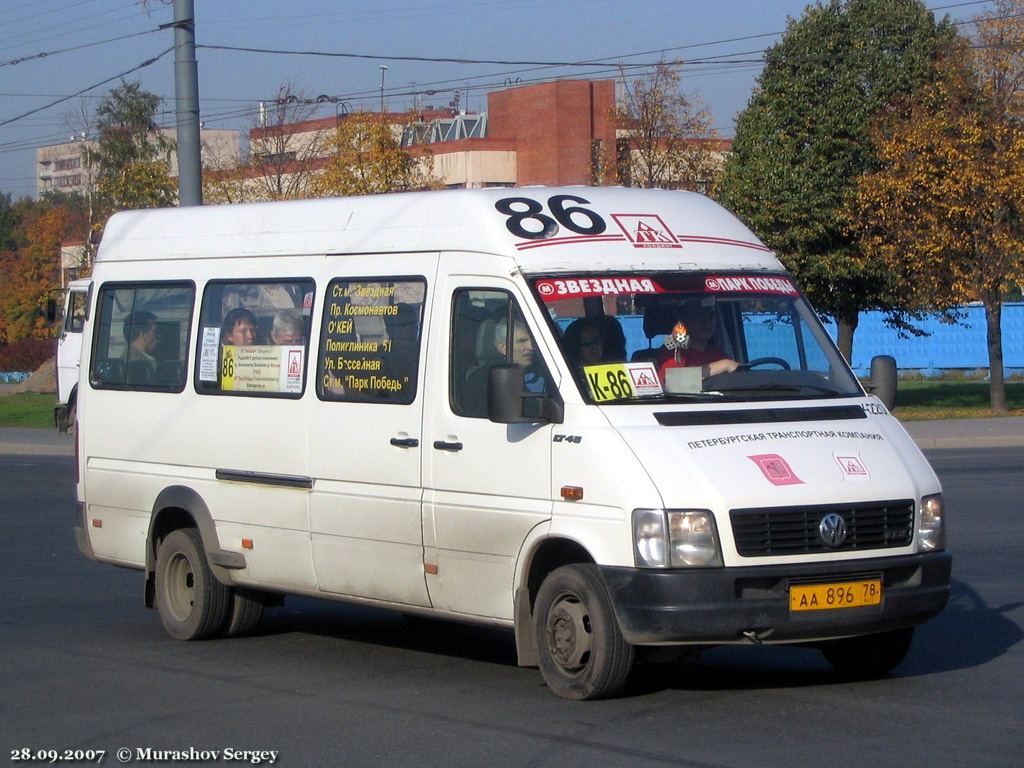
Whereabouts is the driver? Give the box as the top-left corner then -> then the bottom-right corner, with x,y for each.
658,299 -> 739,382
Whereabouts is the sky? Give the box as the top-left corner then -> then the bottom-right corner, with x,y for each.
0,0 -> 996,200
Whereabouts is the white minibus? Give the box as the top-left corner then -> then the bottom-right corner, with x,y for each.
74,188 -> 950,699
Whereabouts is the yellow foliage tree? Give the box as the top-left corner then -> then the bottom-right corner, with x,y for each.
854,5 -> 1024,412
312,112 -> 441,197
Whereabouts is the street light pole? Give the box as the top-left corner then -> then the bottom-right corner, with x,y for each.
379,65 -> 389,113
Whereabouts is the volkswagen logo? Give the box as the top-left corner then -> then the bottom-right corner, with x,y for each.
819,512 -> 848,547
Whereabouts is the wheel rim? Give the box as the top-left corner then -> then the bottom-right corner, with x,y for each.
164,551 -> 196,623
544,591 -> 593,674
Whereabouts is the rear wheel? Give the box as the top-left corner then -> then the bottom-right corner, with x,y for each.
822,627 -> 914,678
223,589 -> 264,637
534,564 -> 634,700
155,528 -> 230,640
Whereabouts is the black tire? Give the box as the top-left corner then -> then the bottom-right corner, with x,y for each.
534,564 -> 634,700
223,589 -> 264,637
822,627 -> 915,679
155,528 -> 230,640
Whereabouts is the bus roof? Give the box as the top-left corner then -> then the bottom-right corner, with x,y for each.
96,187 -> 783,275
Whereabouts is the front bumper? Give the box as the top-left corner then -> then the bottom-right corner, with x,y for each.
599,551 -> 951,645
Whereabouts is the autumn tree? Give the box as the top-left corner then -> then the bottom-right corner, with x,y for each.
601,60 -> 722,192
88,81 -> 177,219
718,0 -> 955,362
854,4 -> 1024,411
312,111 -> 441,197
0,204 -> 81,342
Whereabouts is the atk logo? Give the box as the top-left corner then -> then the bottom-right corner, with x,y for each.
748,453 -> 803,486
611,214 -> 682,248
834,452 -> 869,481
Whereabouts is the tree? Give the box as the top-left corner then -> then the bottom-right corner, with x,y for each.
312,111 -> 441,197
243,84 -> 332,201
87,81 -> 177,220
0,204 -> 77,342
718,0 -> 955,362
602,60 -> 722,192
854,5 -> 1024,411
0,192 -> 19,252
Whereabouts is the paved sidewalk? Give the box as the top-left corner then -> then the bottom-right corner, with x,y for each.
899,416 -> 1024,450
2,416 -> 1022,457
0,427 -> 75,456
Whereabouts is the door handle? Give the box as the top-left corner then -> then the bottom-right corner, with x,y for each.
390,437 -> 419,448
432,440 -> 464,452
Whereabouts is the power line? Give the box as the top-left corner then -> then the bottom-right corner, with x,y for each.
0,47 -> 173,128
0,28 -> 162,68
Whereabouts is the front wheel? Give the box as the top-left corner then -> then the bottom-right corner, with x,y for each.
155,528 -> 230,640
534,564 -> 634,700
821,627 -> 914,679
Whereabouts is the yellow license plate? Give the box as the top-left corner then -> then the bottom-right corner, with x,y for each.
790,580 -> 882,612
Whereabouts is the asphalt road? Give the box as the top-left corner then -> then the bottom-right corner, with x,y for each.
1,449 -> 1021,768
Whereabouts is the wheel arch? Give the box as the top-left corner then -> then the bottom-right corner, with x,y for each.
144,485 -> 240,607
513,534 -> 595,667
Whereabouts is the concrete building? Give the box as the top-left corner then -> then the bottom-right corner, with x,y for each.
36,129 -> 239,197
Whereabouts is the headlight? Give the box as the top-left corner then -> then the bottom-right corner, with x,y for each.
918,494 -> 945,551
633,509 -> 722,568
633,509 -> 668,567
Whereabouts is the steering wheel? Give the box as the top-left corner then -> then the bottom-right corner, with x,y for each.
739,357 -> 791,370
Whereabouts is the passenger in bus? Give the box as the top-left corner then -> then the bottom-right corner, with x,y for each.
124,310 -> 160,382
463,316 -> 545,416
563,317 -> 606,367
221,308 -> 259,346
495,316 -> 545,393
658,301 -> 739,382
270,310 -> 304,345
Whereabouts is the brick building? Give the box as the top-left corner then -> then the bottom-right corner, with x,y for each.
241,78 -> 728,193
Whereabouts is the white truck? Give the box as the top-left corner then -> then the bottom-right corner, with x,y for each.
52,278 -> 90,432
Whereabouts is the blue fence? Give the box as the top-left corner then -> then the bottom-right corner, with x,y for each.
0,372 -> 30,383
822,303 -> 1024,376
561,303 -> 1023,377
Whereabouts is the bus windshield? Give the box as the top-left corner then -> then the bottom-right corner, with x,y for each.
531,272 -> 863,404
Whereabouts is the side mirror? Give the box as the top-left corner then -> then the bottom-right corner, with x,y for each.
865,355 -> 897,411
487,364 -> 563,424
45,298 -> 58,326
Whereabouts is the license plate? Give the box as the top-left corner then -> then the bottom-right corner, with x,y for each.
790,580 -> 882,612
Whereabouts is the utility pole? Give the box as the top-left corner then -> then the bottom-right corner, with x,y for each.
379,65 -> 389,113
172,0 -> 202,205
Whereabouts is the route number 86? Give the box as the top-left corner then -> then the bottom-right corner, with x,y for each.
495,195 -> 607,240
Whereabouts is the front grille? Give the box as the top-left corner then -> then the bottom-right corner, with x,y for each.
730,499 -> 914,557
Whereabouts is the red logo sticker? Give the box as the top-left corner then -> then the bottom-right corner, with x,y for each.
834,453 -> 869,481
748,454 -> 803,486
611,214 -> 683,249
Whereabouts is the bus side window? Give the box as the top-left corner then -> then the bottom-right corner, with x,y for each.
89,283 -> 194,392
317,277 -> 426,405
194,278 -> 315,398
